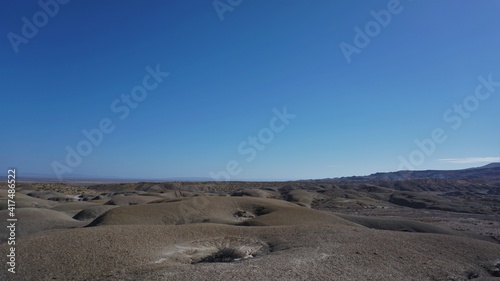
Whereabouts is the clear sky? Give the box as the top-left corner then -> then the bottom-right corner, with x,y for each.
1,0 -> 499,181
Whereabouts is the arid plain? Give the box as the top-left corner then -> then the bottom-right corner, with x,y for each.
1,164 -> 500,280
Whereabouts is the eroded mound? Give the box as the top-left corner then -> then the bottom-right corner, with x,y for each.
0,208 -> 85,241
0,190 -> 58,210
284,189 -> 319,208
104,195 -> 163,205
73,205 -> 119,221
50,201 -> 100,212
231,188 -> 280,199
337,213 -> 456,234
87,196 -> 358,227
27,191 -> 78,202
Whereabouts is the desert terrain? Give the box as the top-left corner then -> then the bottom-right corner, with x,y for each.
1,164 -> 500,280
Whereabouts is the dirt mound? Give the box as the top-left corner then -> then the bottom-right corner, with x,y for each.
73,205 -> 119,221
0,208 -> 85,241
50,201 -> 100,212
389,191 -> 489,214
0,190 -> 58,210
231,188 -> 280,199
27,191 -> 79,201
88,196 -> 358,227
104,195 -> 163,206
337,213 -> 456,234
284,189 -> 318,208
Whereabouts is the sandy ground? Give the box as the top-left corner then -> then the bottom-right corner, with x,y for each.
1,182 -> 500,280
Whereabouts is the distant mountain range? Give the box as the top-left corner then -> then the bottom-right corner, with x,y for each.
18,163 -> 500,182
326,163 -> 500,182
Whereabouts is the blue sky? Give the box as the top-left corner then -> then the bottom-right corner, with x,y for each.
1,0 -> 499,181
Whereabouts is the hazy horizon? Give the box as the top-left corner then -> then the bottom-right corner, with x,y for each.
13,161 -> 500,183
2,1 -> 499,181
